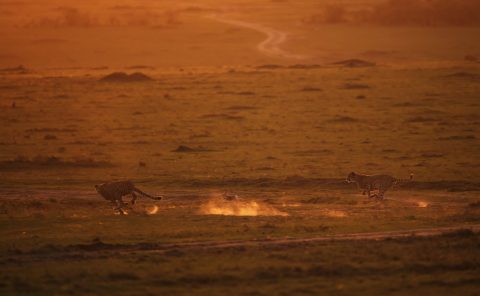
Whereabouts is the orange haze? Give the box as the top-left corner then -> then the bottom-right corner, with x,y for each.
1,0 -> 480,68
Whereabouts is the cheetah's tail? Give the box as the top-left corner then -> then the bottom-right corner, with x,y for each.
133,187 -> 163,200
394,173 -> 414,185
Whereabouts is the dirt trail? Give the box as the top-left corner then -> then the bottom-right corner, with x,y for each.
160,224 -> 480,251
207,15 -> 307,60
7,224 -> 479,263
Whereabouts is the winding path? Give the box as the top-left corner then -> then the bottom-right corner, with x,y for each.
207,15 -> 307,60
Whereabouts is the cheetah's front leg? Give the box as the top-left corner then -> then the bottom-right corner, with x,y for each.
377,188 -> 386,200
115,199 -> 128,215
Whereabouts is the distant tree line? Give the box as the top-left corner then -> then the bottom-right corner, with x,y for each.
304,0 -> 480,26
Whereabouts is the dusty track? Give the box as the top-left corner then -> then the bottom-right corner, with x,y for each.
7,224 -> 479,263
150,224 -> 480,250
207,14 -> 306,59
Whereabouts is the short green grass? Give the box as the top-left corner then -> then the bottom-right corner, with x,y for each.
1,188 -> 480,295
2,226 -> 479,296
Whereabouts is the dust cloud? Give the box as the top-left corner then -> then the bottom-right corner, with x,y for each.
146,205 -> 159,215
200,194 -> 288,217
417,201 -> 429,208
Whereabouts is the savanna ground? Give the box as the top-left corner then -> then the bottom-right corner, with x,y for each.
1,0 -> 480,295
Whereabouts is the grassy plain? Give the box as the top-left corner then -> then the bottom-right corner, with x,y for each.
1,53 -> 480,296
1,66 -> 480,186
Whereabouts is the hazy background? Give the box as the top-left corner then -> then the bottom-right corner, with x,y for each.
1,0 -> 480,68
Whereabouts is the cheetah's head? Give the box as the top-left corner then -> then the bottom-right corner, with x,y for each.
346,172 -> 356,183
94,184 -> 102,193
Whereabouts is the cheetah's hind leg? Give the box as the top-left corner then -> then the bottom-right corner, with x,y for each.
367,190 -> 378,199
131,192 -> 138,205
377,189 -> 386,200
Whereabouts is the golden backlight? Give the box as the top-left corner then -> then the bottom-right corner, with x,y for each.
1,1 -> 480,295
